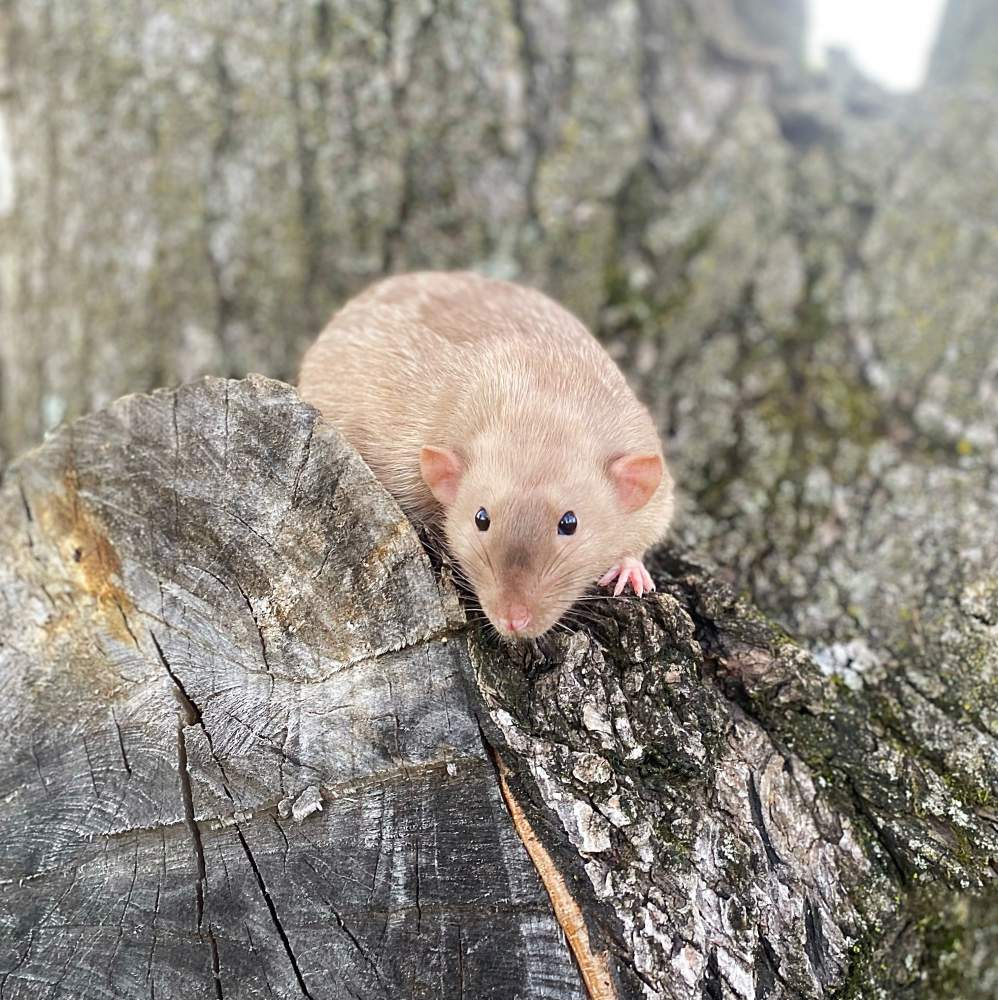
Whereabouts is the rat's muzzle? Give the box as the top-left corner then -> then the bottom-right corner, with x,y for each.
495,602 -> 532,636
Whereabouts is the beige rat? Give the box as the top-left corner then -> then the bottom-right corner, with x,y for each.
298,271 -> 674,639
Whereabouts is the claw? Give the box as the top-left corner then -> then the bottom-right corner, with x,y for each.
600,556 -> 655,597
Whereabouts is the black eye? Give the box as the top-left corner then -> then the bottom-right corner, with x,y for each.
558,511 -> 577,536
475,507 -> 491,531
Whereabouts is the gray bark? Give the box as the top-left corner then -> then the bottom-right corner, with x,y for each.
928,0 -> 998,87
1,376 -> 995,999
0,0 -> 809,459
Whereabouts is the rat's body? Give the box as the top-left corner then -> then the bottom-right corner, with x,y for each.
298,271 -> 673,638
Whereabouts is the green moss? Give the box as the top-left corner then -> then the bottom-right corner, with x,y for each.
826,891 -> 987,999
919,918 -> 966,997
756,301 -> 884,462
830,936 -> 879,1000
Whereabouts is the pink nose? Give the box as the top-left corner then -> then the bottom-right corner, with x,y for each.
498,605 -> 532,634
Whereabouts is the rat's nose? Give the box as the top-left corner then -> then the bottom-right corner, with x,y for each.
498,604 -> 532,635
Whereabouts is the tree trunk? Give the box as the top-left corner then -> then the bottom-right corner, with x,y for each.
1,376 -> 995,999
928,0 -> 998,87
0,0 -> 809,458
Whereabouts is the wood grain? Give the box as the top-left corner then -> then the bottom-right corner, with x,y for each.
0,375 -> 586,1000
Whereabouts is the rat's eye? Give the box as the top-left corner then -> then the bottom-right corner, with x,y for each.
475,507 -> 491,531
558,511 -> 578,536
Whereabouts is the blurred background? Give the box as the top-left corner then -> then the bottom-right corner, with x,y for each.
0,1 -> 996,989
1,0 -> 996,641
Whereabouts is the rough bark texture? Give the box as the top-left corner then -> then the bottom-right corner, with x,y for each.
0,0 -> 995,659
1,0 -> 996,996
0,0 -> 809,456
1,376 -> 996,1000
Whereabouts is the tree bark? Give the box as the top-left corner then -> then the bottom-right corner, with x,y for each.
1,0 -> 995,666
928,0 -> 998,87
1,376 -> 995,999
0,0 -> 809,459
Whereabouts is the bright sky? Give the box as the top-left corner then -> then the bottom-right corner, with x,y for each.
807,0 -> 947,92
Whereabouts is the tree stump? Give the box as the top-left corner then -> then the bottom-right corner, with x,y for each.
0,376 -> 585,999
2,377 -> 994,998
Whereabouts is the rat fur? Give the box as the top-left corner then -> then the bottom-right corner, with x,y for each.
298,271 -> 674,638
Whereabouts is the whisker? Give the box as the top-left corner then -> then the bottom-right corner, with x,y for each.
538,541 -> 573,585
572,589 -> 644,600
469,533 -> 498,585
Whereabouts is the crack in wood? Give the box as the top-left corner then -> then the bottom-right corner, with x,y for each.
803,896 -> 830,987
234,827 -> 313,999
151,629 -> 223,998
16,477 -> 33,523
231,575 -> 275,685
0,928 -> 34,999
290,422 -> 314,509
747,772 -> 783,870
845,774 -> 911,888
327,903 -> 391,993
151,630 -> 200,727
701,947 -> 722,1000
110,706 -> 132,776
754,931 -> 786,994
113,595 -> 140,648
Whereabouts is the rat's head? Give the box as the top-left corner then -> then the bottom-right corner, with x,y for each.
420,443 -> 663,639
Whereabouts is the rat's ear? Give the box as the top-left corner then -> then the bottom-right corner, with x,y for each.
609,453 -> 663,512
420,445 -> 463,506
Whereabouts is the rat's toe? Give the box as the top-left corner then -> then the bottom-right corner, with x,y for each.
601,558 -> 654,596
602,557 -> 654,597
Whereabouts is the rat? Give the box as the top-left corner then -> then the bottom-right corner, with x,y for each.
298,271 -> 674,639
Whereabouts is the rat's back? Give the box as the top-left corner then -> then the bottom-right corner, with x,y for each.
298,271 -> 649,520
302,271 -> 612,373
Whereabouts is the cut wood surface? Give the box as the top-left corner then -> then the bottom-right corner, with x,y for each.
2,377 -> 994,998
0,376 -> 585,1000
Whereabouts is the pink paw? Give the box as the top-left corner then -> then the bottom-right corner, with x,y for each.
598,557 -> 655,597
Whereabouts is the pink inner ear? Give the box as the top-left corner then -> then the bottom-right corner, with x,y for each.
610,453 -> 663,512
420,445 -> 463,506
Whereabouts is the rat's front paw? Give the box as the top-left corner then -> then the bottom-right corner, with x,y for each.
598,557 -> 655,597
